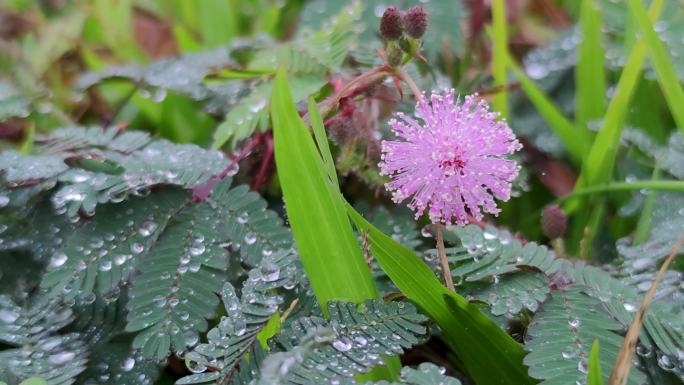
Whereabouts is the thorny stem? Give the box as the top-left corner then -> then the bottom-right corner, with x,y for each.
313,65 -> 391,121
192,134 -> 263,201
435,224 -> 455,291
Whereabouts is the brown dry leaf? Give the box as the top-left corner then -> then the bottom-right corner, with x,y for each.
132,8 -> 177,58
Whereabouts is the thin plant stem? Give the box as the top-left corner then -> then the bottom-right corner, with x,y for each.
312,65 -> 391,120
396,66 -> 424,102
435,224 -> 455,291
550,238 -> 565,258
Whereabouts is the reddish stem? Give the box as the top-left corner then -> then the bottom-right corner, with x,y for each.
252,133 -> 274,191
192,135 -> 262,201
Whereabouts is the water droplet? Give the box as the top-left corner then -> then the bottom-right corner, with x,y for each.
658,354 -> 675,371
623,303 -> 637,312
99,261 -> 112,271
332,337 -> 352,352
636,344 -> 652,357
577,358 -> 588,373
131,243 -> 144,254
186,359 -> 207,373
121,357 -> 135,372
189,244 -> 205,256
568,318 -> 581,328
138,221 -> 158,237
49,252 -> 68,268
114,254 -> 128,266
257,262 -> 279,282
0,309 -> 20,323
48,351 -> 75,365
244,232 -> 257,245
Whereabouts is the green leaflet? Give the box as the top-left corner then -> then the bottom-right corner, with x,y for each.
588,340 -> 605,385
346,206 -> 534,385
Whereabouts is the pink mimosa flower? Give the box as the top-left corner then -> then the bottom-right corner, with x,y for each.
379,89 -> 522,225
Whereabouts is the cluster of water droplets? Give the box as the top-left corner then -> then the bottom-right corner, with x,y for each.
0,151 -> 67,184
398,362 -> 459,385
179,249 -> 299,379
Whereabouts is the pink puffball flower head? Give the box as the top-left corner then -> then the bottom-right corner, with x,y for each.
379,89 -> 522,225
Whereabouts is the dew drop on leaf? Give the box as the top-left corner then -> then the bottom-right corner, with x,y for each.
332,337 -> 353,352
49,252 -> 68,268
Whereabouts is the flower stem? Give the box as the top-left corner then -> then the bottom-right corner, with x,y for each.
435,224 -> 455,291
396,67 -> 424,103
551,238 -> 565,258
312,65 -> 391,121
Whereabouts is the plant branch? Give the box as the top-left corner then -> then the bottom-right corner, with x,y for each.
312,65 -> 391,121
252,133 -> 274,191
395,67 -> 424,103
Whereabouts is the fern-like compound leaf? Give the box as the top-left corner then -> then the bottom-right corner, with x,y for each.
205,179 -> 292,267
0,295 -> 87,385
177,248 -> 298,385
126,202 -> 228,361
524,286 -> 645,385
41,189 -> 189,300
263,300 -> 428,385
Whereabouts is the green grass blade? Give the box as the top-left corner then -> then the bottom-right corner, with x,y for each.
576,0 -> 605,129
198,0 -> 237,48
507,55 -> 586,164
588,340 -> 605,385
633,166 -> 660,244
627,0 -> 684,137
346,205 -> 534,385
556,179 -> 684,202
491,0 -> 508,119
575,0 -> 665,190
308,97 -> 339,190
271,68 -> 400,380
271,67 -> 378,308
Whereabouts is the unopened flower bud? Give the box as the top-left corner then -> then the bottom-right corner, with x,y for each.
328,117 -> 356,145
541,204 -> 567,239
403,6 -> 427,39
380,6 -> 403,40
